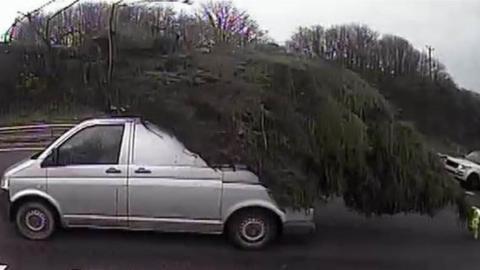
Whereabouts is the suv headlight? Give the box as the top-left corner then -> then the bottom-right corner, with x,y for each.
459,164 -> 471,171
0,175 -> 8,190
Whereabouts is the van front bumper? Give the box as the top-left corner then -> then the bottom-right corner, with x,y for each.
283,208 -> 316,234
0,190 -> 9,221
284,220 -> 316,234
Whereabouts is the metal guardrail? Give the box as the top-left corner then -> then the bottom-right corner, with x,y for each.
0,124 -> 75,152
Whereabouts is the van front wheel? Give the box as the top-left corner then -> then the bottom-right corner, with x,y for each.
15,201 -> 56,240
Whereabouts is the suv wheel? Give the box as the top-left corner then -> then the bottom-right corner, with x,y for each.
227,209 -> 278,250
15,201 -> 56,240
467,174 -> 480,191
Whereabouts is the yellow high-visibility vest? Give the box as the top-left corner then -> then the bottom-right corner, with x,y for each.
468,206 -> 480,239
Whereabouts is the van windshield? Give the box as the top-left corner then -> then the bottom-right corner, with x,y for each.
30,139 -> 57,160
30,151 -> 43,160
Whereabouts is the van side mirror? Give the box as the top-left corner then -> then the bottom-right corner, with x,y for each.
41,148 -> 59,167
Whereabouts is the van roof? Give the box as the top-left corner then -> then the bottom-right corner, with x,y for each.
81,117 -> 142,125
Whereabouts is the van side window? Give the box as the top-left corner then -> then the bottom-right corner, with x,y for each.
57,125 -> 124,165
133,122 -> 207,167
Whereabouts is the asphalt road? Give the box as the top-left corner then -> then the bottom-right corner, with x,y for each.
1,151 -> 480,270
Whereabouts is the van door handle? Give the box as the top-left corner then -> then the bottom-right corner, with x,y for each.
135,168 -> 151,174
106,167 -> 122,174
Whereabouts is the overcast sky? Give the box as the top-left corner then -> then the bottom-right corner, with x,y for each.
1,0 -> 479,91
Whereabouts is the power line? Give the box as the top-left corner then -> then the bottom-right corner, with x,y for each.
4,0 -> 64,42
32,0 -> 64,15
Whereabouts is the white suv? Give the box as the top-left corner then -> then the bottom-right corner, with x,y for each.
443,151 -> 480,189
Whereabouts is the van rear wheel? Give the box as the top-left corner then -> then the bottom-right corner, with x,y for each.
227,209 -> 278,250
15,201 -> 56,240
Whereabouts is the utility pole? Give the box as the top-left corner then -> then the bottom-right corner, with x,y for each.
426,45 -> 435,80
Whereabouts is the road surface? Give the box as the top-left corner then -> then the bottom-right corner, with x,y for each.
0,151 -> 479,270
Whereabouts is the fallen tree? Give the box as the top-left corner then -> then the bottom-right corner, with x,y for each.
119,49 -> 468,218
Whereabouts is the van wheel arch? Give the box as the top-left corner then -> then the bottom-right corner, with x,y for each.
225,206 -> 283,235
10,196 -> 61,225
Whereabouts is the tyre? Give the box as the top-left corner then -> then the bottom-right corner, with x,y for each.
227,209 -> 278,250
15,201 -> 56,240
467,174 -> 480,191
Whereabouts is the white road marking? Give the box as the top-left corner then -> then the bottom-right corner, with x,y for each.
465,191 -> 476,196
0,264 -> 7,270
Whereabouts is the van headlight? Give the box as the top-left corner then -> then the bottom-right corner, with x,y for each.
0,175 -> 8,190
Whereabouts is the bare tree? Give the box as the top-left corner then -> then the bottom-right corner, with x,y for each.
287,23 -> 443,81
200,1 -> 263,47
287,25 -> 325,57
